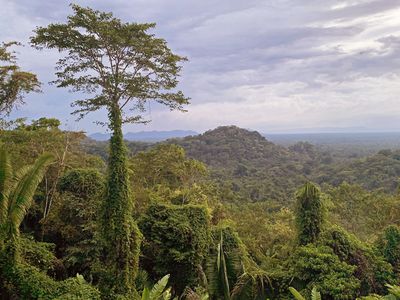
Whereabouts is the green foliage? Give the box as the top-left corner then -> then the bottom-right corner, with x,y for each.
58,168 -> 105,199
20,235 -> 59,274
98,107 -> 142,297
30,4 -> 189,125
289,286 -> 307,300
1,262 -> 100,299
207,227 -> 243,300
131,144 -> 207,190
0,118 -> 100,171
316,149 -> 400,193
289,286 -> 322,300
325,183 -> 400,241
376,225 -> 400,273
16,117 -> 61,131
172,126 -> 308,202
230,270 -> 270,300
386,284 -> 400,298
141,274 -> 170,300
0,41 -> 40,116
31,4 -> 190,296
206,226 -> 270,300
320,226 -> 395,295
139,203 -> 210,296
0,118 -> 103,240
295,182 -> 323,245
208,233 -> 236,300
0,148 -> 54,261
226,202 -> 295,266
289,286 -> 321,300
46,168 -> 105,278
290,244 -> 360,299
130,144 -> 209,214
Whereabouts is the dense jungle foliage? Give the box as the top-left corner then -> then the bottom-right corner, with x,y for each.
2,118 -> 400,299
2,4 -> 400,300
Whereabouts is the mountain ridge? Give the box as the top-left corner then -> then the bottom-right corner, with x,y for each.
89,129 -> 198,141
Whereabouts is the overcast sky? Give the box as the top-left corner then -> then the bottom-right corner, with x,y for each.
1,0 -> 400,134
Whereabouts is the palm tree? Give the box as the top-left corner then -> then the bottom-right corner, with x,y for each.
207,232 -> 270,300
206,233 -> 240,300
0,148 -> 53,261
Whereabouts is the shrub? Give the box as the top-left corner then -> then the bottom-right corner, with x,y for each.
1,262 -> 100,299
290,244 -> 360,299
139,203 -> 211,296
320,226 -> 395,295
376,225 -> 400,273
20,235 -> 60,275
58,168 -> 105,198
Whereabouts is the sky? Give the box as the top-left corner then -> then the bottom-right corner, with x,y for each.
1,0 -> 400,134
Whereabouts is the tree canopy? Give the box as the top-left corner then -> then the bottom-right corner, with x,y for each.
30,4 -> 189,126
0,42 -> 40,116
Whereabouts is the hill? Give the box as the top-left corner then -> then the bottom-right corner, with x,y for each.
170,126 -> 400,200
83,126 -> 400,202
169,126 -> 312,202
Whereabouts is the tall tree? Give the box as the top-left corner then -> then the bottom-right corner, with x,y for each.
0,42 -> 40,116
295,182 -> 323,245
30,4 -> 189,296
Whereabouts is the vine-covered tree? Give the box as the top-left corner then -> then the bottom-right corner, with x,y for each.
295,182 -> 323,245
30,4 -> 189,297
0,42 -> 40,116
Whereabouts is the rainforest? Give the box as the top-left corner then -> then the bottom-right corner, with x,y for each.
1,2 -> 400,300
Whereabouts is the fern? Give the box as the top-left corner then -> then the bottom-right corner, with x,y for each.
311,287 -> 321,300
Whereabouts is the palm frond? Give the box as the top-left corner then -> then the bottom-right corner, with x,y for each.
231,273 -> 254,300
148,274 -> 170,300
386,284 -> 400,298
220,241 -> 231,300
206,248 -> 220,297
0,147 -> 12,225
311,287 -> 321,300
141,286 -> 150,300
8,153 -> 53,239
231,270 -> 269,300
289,287 -> 306,300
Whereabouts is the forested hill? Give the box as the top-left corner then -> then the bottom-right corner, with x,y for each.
171,126 -> 295,168
168,126 -> 317,202
170,126 -> 400,200
83,125 -> 400,202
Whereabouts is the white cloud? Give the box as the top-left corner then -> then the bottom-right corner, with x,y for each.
1,0 -> 400,133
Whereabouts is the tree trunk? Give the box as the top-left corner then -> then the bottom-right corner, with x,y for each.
100,102 -> 142,297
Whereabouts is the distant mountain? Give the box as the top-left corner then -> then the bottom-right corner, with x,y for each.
89,133 -> 111,141
89,130 -> 198,142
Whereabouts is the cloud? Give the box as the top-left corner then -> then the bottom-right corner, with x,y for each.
1,0 -> 400,133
